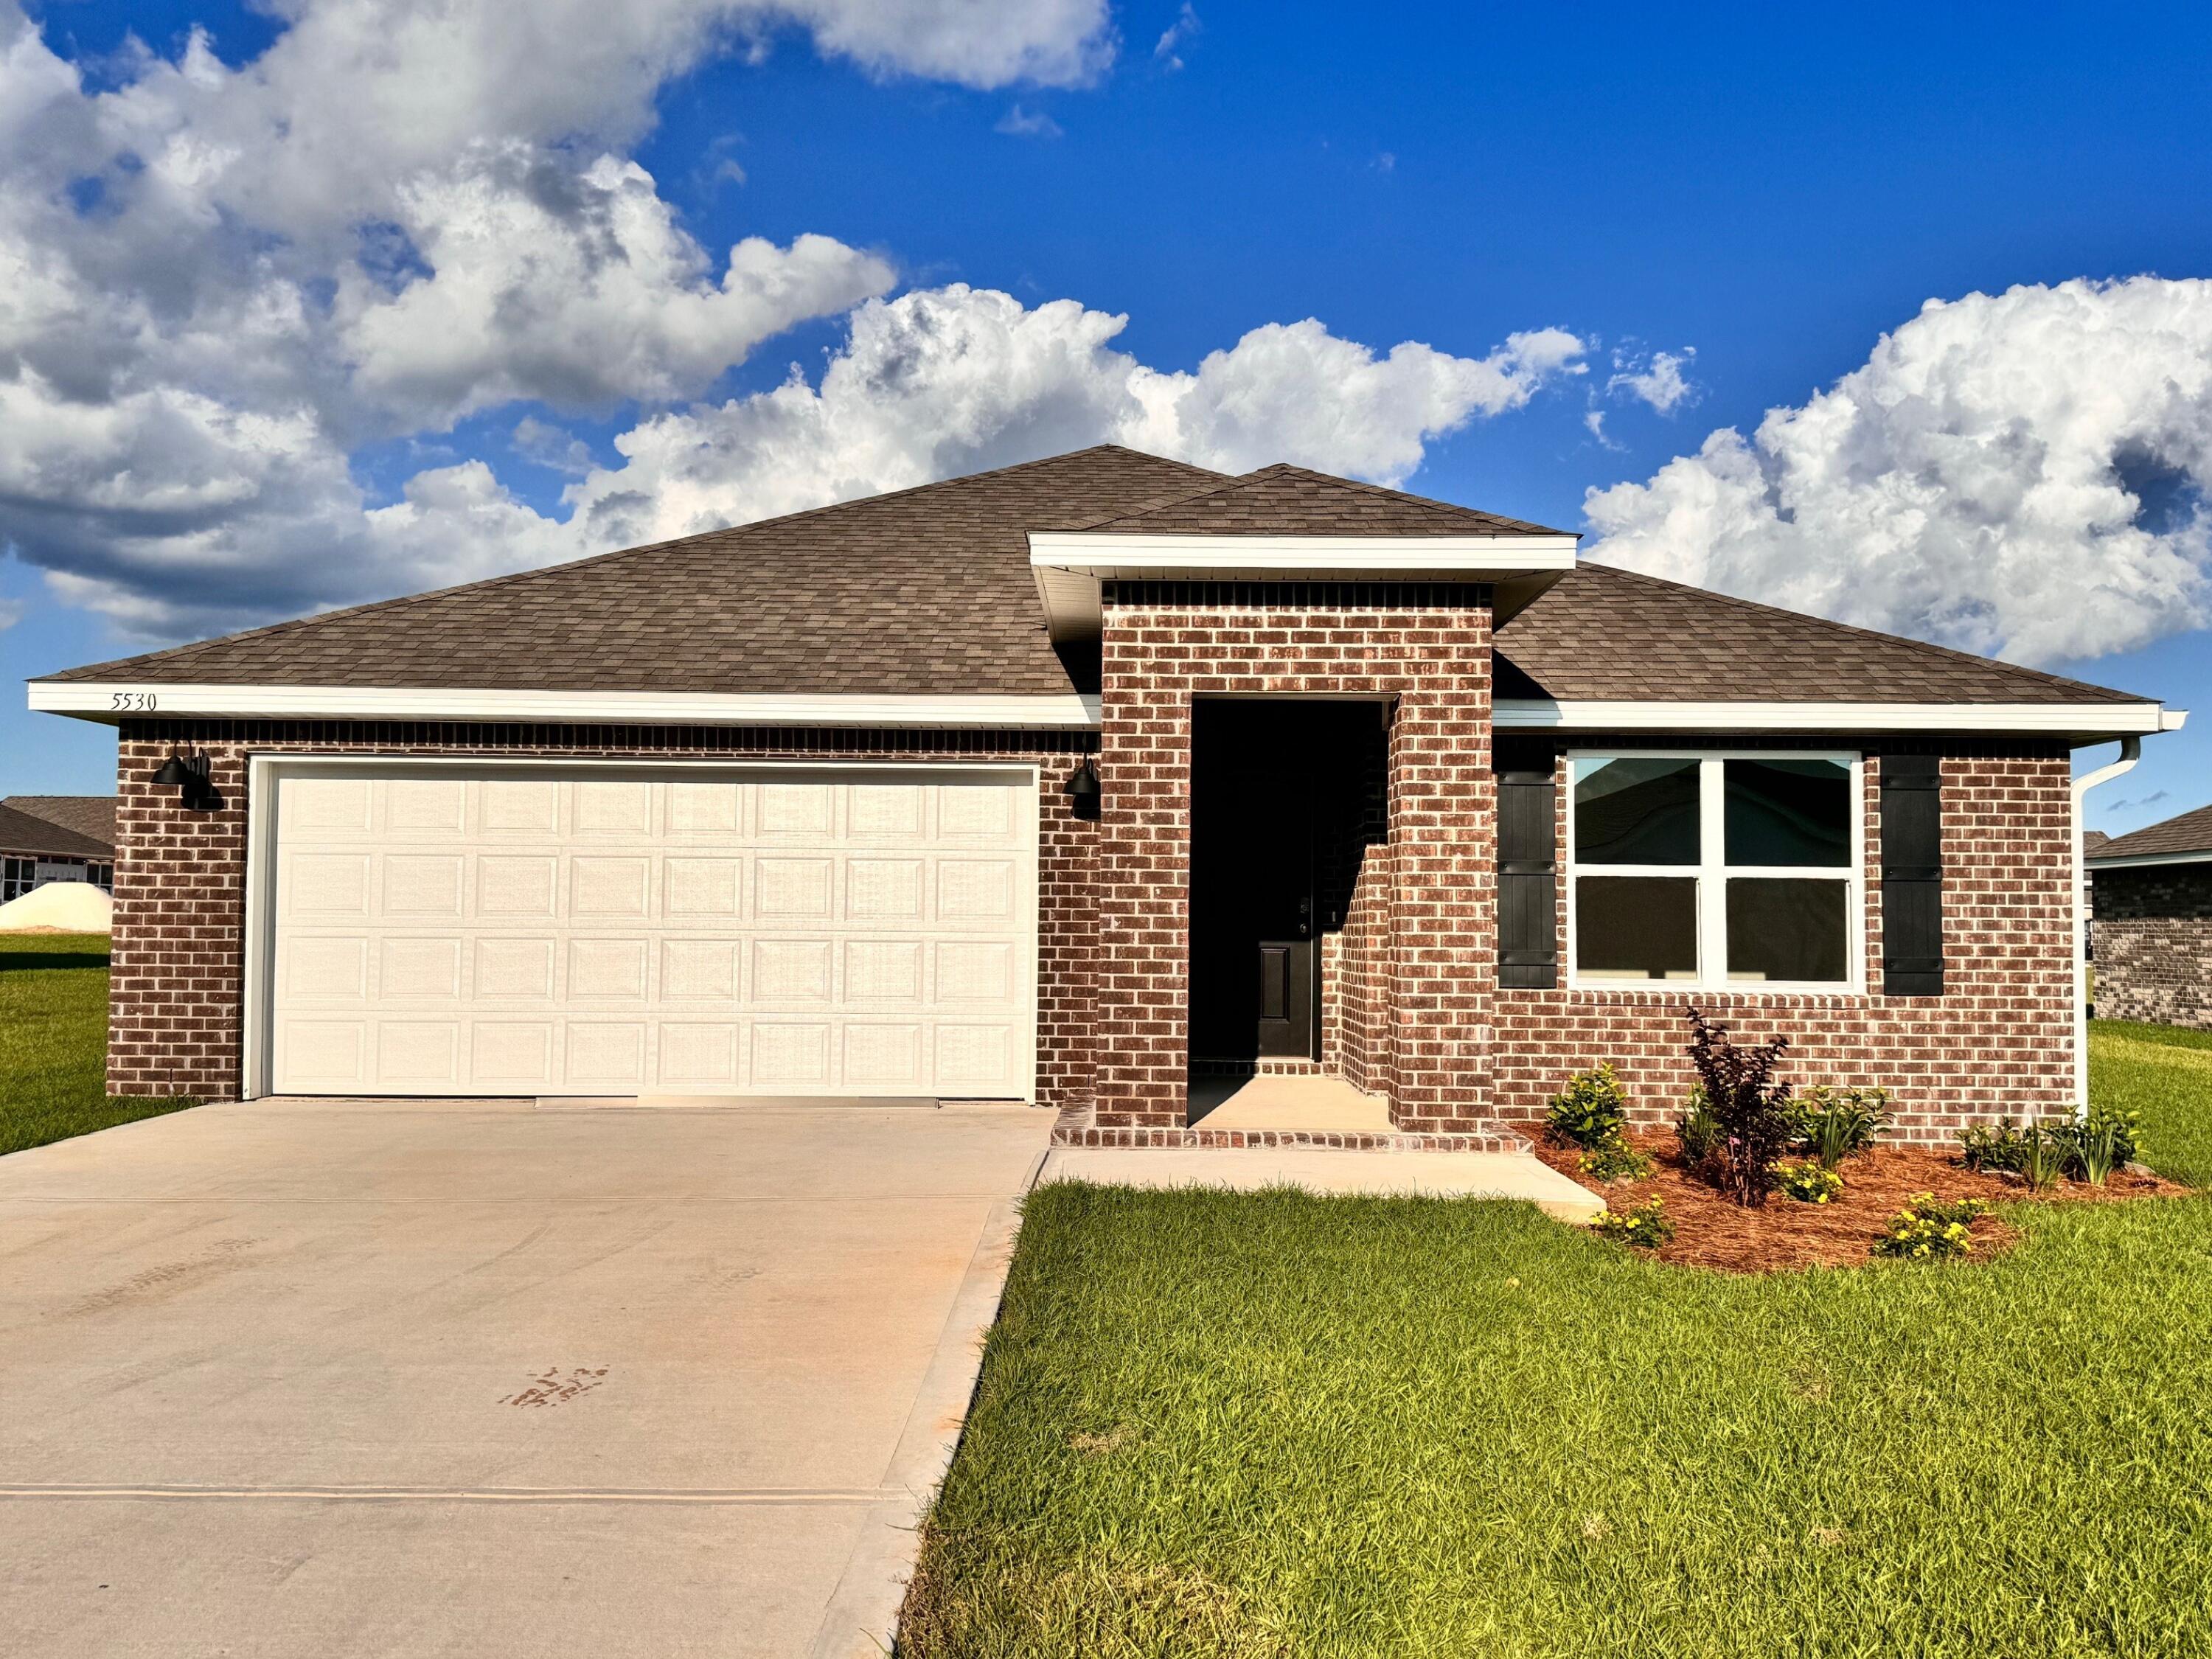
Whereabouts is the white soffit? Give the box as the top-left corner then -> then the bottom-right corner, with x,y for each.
1496,698 -> 2185,740
1027,531 -> 1579,639
27,681 -> 1105,729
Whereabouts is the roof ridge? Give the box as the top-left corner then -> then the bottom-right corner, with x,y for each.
46,445 -> 1228,684
1551,562 -> 2154,703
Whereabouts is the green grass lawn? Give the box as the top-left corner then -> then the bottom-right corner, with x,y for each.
0,935 -> 198,1158
905,1025 -> 2212,1658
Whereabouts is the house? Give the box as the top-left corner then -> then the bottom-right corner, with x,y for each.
0,796 -> 115,903
24,447 -> 2186,1141
2089,803 -> 2212,1029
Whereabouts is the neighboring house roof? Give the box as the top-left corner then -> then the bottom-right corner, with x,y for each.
27,445 -> 2160,721
1071,463 -> 1566,538
2083,830 -> 2112,852
2090,802 -> 2212,868
1492,563 -> 2148,706
1,796 -> 116,851
0,801 -> 111,860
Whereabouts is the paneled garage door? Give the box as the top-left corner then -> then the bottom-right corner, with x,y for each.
261,765 -> 1038,1098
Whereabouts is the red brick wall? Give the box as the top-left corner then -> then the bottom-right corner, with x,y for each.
1092,581 -> 1497,1133
108,723 -> 1097,1107
1492,745 -> 2081,1144
2093,863 -> 2212,1029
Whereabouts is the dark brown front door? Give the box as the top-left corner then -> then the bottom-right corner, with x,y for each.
1191,700 -> 1321,1062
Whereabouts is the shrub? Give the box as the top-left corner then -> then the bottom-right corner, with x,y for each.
1579,1139 -> 1655,1182
1685,1007 -> 1797,1207
1593,1196 -> 1673,1249
1546,1063 -> 1630,1150
1958,1116 -> 2029,1175
1675,1083 -> 1719,1168
1871,1193 -> 1991,1260
1776,1160 -> 1846,1204
1792,1086 -> 1891,1168
2045,1104 -> 2145,1186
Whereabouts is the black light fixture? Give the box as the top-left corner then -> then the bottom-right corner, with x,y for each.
148,745 -> 220,812
1063,756 -> 1102,821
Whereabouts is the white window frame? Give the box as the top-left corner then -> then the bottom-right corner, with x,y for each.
1563,748 -> 1865,995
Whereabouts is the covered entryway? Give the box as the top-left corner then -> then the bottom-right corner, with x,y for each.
254,762 -> 1039,1099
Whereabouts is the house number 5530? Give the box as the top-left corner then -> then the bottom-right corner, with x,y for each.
110,690 -> 158,712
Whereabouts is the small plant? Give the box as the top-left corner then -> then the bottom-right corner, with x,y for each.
2017,1124 -> 2070,1192
2046,1103 -> 2144,1186
1578,1139 -> 1655,1182
1675,1083 -> 1719,1168
1685,1007 -> 1797,1208
1792,1085 -> 1892,1168
1871,1193 -> 1991,1261
1958,1116 -> 2029,1175
1546,1063 -> 1630,1150
1776,1159 -> 1846,1204
1594,1196 -> 1673,1249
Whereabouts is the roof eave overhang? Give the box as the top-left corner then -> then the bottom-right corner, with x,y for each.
2087,847 -> 2212,872
1028,531 -> 1579,641
26,681 -> 1105,731
1495,698 -> 2185,740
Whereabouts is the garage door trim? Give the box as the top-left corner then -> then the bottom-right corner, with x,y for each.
242,754 -> 1043,1102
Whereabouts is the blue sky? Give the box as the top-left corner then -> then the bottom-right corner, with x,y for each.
3,0 -> 2208,827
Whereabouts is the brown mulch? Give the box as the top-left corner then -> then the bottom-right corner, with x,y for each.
1535,1132 -> 2186,1274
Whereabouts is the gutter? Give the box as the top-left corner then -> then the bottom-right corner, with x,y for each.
2072,737 -> 2142,1114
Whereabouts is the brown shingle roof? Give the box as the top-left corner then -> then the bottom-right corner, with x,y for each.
0,796 -> 116,852
43,447 -> 1228,697
2090,802 -> 2212,862
1074,463 -> 1567,537
0,801 -> 111,860
35,446 -> 2156,714
1492,563 -> 2148,705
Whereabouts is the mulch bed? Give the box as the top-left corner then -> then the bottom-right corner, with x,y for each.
1533,1132 -> 2185,1273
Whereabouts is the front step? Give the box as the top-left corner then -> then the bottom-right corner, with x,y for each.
1050,1109 -> 1531,1155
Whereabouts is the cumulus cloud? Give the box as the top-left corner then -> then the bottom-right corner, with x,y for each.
364,286 -> 1592,577
1607,347 -> 1696,414
1585,278 -> 2212,665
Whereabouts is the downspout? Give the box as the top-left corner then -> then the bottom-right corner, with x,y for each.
2071,737 -> 2141,1113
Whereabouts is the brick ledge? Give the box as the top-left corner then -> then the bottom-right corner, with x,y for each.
1050,1114 -> 1532,1155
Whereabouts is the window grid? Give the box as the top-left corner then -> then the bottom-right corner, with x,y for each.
1564,751 -> 1864,993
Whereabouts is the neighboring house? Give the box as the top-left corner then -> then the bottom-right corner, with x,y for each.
0,796 -> 115,903
24,448 -> 2187,1138
2089,804 -> 2212,1029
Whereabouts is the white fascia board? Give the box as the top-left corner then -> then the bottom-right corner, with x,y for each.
1496,698 -> 2178,737
27,681 -> 1105,730
1029,531 -> 1579,577
2087,848 -> 2212,872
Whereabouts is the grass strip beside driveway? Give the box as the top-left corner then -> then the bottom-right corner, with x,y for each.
0,935 -> 198,1157
905,1029 -> 2212,1659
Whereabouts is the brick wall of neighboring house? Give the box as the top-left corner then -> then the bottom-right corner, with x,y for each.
107,723 -> 1099,1105
2092,864 -> 2212,1030
1491,744 -> 2080,1144
1093,580 -> 1497,1133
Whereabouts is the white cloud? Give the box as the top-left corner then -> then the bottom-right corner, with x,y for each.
0,597 -> 21,633
512,417 -> 597,478
1606,347 -> 1696,414
995,104 -> 1064,139
1585,278 -> 2212,665
1155,4 -> 1200,70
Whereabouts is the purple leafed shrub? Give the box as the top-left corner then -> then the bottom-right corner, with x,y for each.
1684,1006 -> 1797,1208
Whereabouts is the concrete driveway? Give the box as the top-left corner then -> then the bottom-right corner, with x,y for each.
0,1098 -> 1051,1658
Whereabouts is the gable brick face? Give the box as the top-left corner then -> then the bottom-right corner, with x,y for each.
2093,864 -> 2212,1030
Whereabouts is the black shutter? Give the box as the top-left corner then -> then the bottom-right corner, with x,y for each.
1881,752 -> 1944,995
1497,745 -> 1559,990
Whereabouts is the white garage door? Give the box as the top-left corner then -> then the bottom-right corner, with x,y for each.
261,765 -> 1038,1099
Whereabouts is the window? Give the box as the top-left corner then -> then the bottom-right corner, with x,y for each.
1568,753 -> 1860,990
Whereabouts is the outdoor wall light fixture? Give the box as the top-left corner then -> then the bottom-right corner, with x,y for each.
1063,757 -> 1102,820
148,745 -> 221,812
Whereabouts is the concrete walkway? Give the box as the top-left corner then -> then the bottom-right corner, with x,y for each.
1040,1144 -> 1606,1221
0,1098 -> 1051,1659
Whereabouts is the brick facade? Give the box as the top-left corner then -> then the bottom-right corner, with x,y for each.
1091,581 -> 1498,1133
2092,863 -> 2212,1030
1492,744 -> 2081,1144
108,722 -> 1098,1106
106,712 -> 2084,1141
